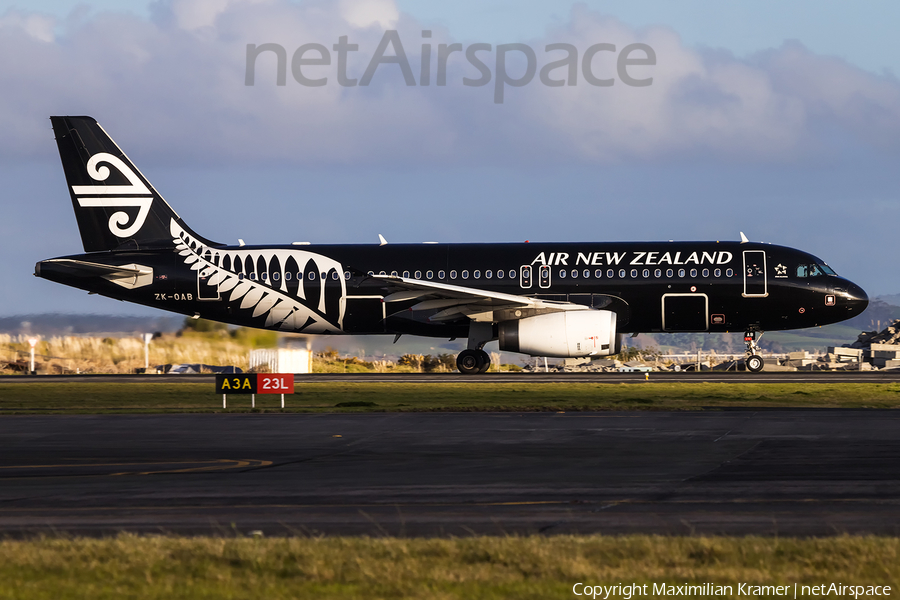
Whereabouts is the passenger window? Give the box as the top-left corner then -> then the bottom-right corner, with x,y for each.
391,270 -> 398,277
607,269 -> 614,278
473,270 -> 480,279
654,269 -> 661,278
261,272 -> 268,280
690,268 -> 697,277
450,270 -> 457,279
630,269 -> 637,278
402,271 -> 410,278
702,268 -> 709,277
595,269 -> 603,278
462,270 -> 469,279
619,269 -> 626,278
726,268 -> 734,277
571,269 -> 578,278
485,270 -> 492,278
367,271 -> 374,277
250,273 -> 258,281
378,271 -> 386,277
666,269 -> 673,278
427,270 -> 434,279
239,273 -> 244,280
583,269 -> 590,278
414,270 -> 422,279
437,270 -> 444,279
643,269 -> 649,278
344,271 -> 351,280
678,269 -> 685,277
714,268 -> 721,277
496,270 -> 503,279
509,270 -> 516,279
559,269 -> 566,278
272,272 -> 279,281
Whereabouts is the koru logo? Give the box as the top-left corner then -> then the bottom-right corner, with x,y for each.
72,153 -> 153,238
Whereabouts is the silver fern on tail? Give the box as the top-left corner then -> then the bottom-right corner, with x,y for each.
170,220 -> 346,333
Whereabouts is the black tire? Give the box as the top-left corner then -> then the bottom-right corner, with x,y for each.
457,349 -> 484,374
746,354 -> 764,373
476,349 -> 491,374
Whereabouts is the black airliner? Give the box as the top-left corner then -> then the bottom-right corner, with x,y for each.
35,116 -> 869,373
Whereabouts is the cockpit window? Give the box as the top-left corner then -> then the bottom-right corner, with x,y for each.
796,264 -> 836,277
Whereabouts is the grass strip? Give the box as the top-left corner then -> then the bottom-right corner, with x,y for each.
1,381 -> 900,413
0,534 -> 896,599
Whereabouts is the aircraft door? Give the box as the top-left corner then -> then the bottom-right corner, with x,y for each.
520,265 -> 532,289
539,265 -> 551,288
662,294 -> 708,331
742,250 -> 767,297
197,269 -> 220,301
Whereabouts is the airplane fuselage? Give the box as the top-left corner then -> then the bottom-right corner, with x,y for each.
37,239 -> 868,338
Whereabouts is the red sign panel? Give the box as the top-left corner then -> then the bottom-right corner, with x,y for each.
257,373 -> 294,394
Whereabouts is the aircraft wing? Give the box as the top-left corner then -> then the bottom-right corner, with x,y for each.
372,274 -> 590,322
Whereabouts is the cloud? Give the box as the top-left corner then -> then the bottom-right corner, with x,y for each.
0,0 -> 898,166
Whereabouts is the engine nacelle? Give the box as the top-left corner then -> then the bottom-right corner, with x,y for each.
498,310 -> 618,358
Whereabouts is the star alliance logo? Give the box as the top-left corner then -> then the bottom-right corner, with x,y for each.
775,263 -> 788,277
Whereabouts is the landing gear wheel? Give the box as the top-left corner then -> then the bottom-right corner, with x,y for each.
457,349 -> 485,374
476,349 -> 491,374
746,354 -> 764,373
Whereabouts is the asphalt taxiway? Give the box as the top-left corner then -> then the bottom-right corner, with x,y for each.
1,410 -> 898,536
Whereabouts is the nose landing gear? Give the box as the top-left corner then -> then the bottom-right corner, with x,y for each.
744,330 -> 765,373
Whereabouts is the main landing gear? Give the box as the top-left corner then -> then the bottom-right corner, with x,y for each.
457,348 -> 491,374
744,330 -> 765,373
457,322 -> 494,374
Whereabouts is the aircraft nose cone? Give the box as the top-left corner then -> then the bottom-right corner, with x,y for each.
845,282 -> 868,315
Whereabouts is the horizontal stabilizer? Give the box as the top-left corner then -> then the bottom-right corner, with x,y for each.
36,258 -> 153,289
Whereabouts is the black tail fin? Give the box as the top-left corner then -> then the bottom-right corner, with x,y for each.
50,116 -> 219,253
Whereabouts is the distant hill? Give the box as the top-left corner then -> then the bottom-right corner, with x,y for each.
875,294 -> 900,310
0,314 -> 183,336
849,299 -> 900,330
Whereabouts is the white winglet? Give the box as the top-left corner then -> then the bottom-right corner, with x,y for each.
739,232 -> 749,244
238,238 -> 245,247
378,234 -> 388,246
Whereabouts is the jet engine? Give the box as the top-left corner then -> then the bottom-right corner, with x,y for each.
498,310 -> 619,358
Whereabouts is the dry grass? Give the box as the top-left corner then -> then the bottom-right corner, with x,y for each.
0,534 -> 895,599
0,332 -> 255,374
2,333 -> 431,375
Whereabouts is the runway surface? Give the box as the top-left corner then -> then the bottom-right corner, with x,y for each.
1,410 -> 899,537
3,370 -> 900,384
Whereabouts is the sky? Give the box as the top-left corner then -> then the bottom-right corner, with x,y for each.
1,0 -> 899,320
